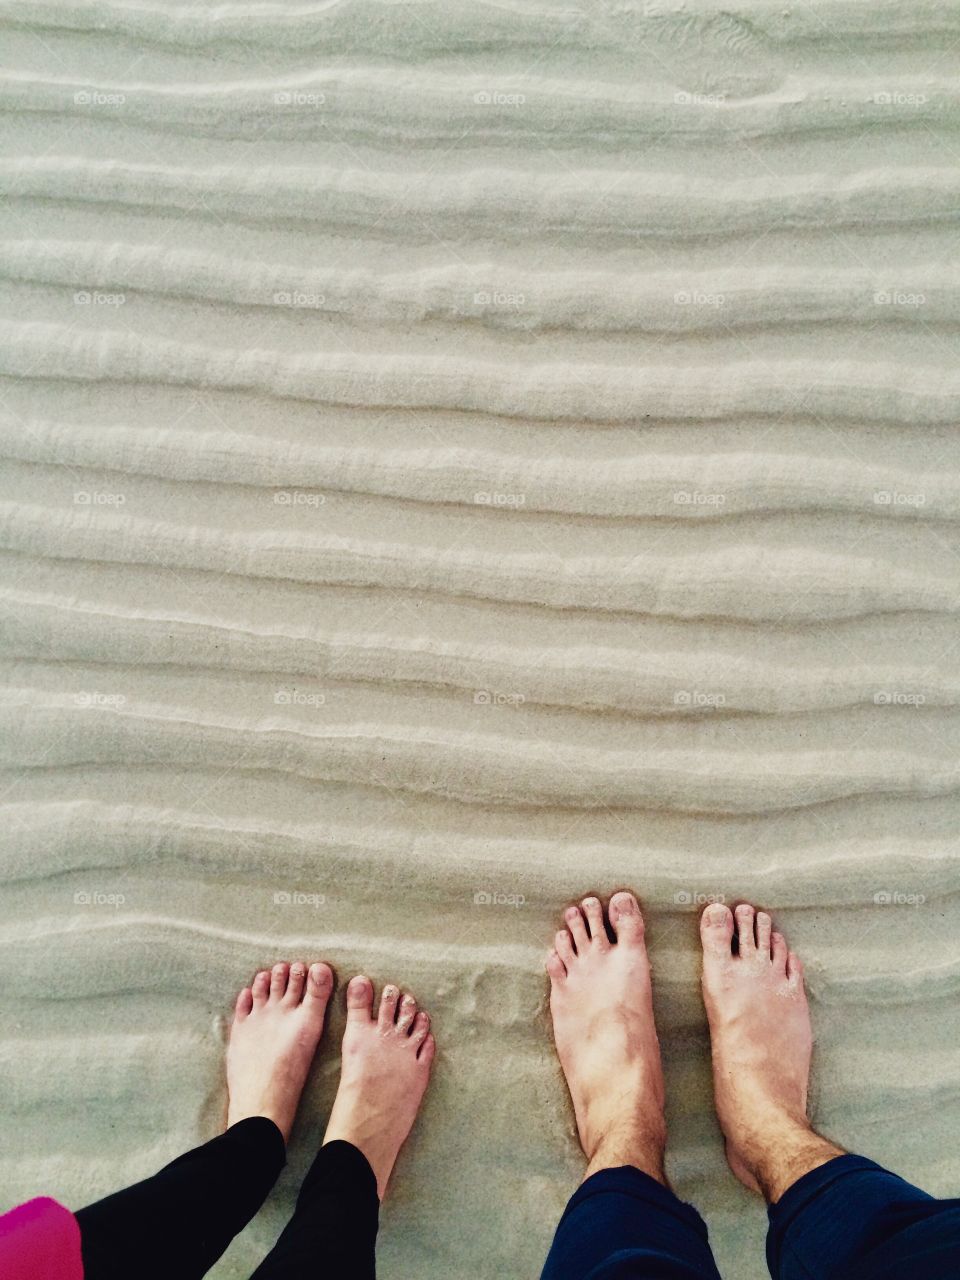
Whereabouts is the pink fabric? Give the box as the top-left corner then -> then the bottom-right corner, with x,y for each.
0,1197 -> 83,1280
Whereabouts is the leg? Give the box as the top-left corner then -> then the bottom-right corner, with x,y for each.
77,960 -> 333,1280
541,893 -> 723,1280
700,902 -> 960,1278
252,975 -> 435,1279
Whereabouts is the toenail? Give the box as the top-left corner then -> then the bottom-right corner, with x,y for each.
583,896 -> 599,905
705,904 -> 727,922
565,907 -> 579,919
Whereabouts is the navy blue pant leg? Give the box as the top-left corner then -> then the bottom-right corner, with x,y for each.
767,1154 -> 960,1280
541,1167 -> 723,1280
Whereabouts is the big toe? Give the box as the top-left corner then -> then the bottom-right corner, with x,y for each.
346,974 -> 374,1022
700,903 -> 735,959
608,891 -> 645,943
305,962 -> 334,1010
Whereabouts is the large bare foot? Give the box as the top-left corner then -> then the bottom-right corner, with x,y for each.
226,961 -> 334,1143
547,892 -> 668,1185
700,903 -> 843,1202
323,976 -> 436,1200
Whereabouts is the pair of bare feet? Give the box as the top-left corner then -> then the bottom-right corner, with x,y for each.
225,964 -> 435,1200
548,892 -> 844,1202
223,893 -> 838,1210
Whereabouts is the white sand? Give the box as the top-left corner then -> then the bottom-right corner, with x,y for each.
1,2 -> 959,1275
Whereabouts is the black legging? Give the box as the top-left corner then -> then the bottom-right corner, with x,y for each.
74,1119 -> 378,1279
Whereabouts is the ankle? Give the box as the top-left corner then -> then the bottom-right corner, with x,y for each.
583,1119 -> 669,1188
744,1118 -> 844,1203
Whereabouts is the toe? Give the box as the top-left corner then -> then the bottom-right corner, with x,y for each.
418,1032 -> 436,1065
378,984 -> 400,1030
755,912 -> 773,957
284,962 -> 306,1005
346,974 -> 374,1022
771,932 -> 788,974
608,891 -> 645,943
787,950 -> 804,987
397,993 -> 418,1035
564,904 -> 590,952
305,962 -> 334,1007
580,897 -> 609,948
546,950 -> 566,982
555,929 -> 575,967
699,903 -> 734,957
269,962 -> 289,1001
234,987 -> 253,1020
252,970 -> 271,1006
735,904 -> 756,955
411,1010 -> 431,1047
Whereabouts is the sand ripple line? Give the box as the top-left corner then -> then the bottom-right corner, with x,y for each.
2,321 -> 958,427
2,159 -> 959,241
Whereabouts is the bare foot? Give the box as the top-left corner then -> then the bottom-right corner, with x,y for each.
700,903 -> 843,1202
323,976 -> 435,1200
226,961 -> 334,1143
547,893 -> 668,1185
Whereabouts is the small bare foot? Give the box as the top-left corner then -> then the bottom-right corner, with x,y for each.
226,961 -> 334,1143
547,893 -> 668,1185
323,976 -> 435,1200
700,903 -> 843,1202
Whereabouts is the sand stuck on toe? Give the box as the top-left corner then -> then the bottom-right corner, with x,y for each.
1,2 -> 959,1275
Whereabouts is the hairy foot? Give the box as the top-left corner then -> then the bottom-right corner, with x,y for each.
547,892 -> 667,1184
700,903 -> 843,1201
323,976 -> 435,1200
226,961 -> 334,1143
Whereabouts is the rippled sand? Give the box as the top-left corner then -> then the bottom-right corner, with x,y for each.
1,2 -> 959,1275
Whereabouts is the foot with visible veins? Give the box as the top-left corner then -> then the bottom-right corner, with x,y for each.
323,976 -> 436,1200
547,893 -> 668,1185
700,902 -> 844,1202
227,961 -> 335,1143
